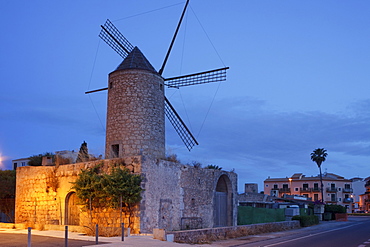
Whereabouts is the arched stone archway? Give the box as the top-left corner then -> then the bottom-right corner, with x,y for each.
65,192 -> 80,225
214,174 -> 233,227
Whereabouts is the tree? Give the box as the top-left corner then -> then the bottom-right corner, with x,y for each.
76,141 -> 89,163
310,148 -> 328,203
0,170 -> 16,199
71,163 -> 143,229
28,152 -> 55,166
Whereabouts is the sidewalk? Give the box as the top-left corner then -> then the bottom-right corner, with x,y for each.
0,227 -> 212,247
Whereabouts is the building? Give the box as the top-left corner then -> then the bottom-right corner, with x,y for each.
350,177 -> 366,212
361,176 -> 370,212
264,173 -> 353,212
12,158 -> 30,170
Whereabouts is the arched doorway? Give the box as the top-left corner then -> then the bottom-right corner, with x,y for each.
65,192 -> 80,225
214,175 -> 232,227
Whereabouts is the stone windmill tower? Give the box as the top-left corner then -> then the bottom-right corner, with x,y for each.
86,0 -> 228,160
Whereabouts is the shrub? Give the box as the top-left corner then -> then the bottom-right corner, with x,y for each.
292,215 -> 319,227
325,204 -> 346,214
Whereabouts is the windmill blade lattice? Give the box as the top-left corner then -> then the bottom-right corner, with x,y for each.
164,97 -> 198,151
99,19 -> 134,59
165,67 -> 229,88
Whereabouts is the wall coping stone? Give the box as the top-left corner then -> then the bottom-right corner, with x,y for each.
168,221 -> 300,244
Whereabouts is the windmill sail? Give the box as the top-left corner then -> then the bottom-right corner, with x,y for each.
165,67 -> 229,88
164,97 -> 198,151
99,19 -> 134,59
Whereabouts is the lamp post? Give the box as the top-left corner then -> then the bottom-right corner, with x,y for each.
289,178 -> 292,195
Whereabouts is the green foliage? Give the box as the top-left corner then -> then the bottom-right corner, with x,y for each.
292,215 -> 319,227
325,204 -> 346,214
76,141 -> 89,163
72,164 -> 143,210
0,170 -> 16,199
310,148 -> 328,168
237,206 -> 285,225
28,152 -> 55,166
205,164 -> 222,170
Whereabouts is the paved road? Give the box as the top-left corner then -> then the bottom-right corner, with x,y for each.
211,217 -> 370,247
0,232 -> 107,247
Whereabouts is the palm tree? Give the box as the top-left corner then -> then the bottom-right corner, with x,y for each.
310,148 -> 328,203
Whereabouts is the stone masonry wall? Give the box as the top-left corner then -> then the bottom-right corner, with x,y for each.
140,159 -> 238,233
15,157 -> 142,233
170,221 -> 300,244
105,69 -> 165,159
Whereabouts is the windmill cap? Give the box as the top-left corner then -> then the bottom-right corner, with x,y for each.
114,46 -> 157,73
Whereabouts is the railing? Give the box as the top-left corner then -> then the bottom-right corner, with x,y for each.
312,187 -> 320,192
342,188 -> 353,193
326,187 -> 338,192
326,198 -> 338,203
279,188 -> 291,192
300,188 -> 312,192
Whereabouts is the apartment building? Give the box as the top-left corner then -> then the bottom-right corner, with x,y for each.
264,173 -> 353,212
362,176 -> 370,212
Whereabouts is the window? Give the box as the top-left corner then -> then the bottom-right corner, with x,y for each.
273,184 -> 278,189
314,183 -> 319,189
303,194 -> 309,198
331,183 -> 336,189
282,184 -> 288,189
314,194 -> 318,201
303,184 -> 309,189
339,198 -> 341,202
338,188 -> 341,191
21,162 -> 26,166
331,194 -> 336,202
265,184 -> 269,187
295,187 -> 299,191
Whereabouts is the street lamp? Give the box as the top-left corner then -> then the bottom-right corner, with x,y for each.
289,178 -> 292,195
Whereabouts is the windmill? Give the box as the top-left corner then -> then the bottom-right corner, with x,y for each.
86,0 -> 229,159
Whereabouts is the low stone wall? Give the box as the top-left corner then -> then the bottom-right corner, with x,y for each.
170,221 -> 300,244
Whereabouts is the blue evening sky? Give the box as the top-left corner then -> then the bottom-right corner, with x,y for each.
1,1 -> 370,191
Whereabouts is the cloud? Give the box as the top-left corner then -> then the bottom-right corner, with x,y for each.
167,96 -> 370,190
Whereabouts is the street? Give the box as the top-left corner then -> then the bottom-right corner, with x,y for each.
213,217 -> 370,247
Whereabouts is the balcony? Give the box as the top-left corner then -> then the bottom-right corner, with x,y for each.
343,188 -> 353,193
343,198 -> 353,203
300,187 -> 312,192
326,198 -> 338,203
326,187 -> 338,192
312,187 -> 320,192
279,188 -> 291,193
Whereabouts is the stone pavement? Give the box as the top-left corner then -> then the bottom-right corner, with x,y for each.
1,217 -> 368,247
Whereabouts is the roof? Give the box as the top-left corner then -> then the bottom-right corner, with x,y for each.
114,46 -> 157,73
265,172 -> 351,182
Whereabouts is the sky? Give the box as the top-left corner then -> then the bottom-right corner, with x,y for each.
1,1 -> 370,192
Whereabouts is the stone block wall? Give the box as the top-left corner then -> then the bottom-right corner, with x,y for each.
106,69 -> 165,159
170,221 -> 300,244
15,156 -> 238,234
140,159 -> 238,233
15,157 -> 142,233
